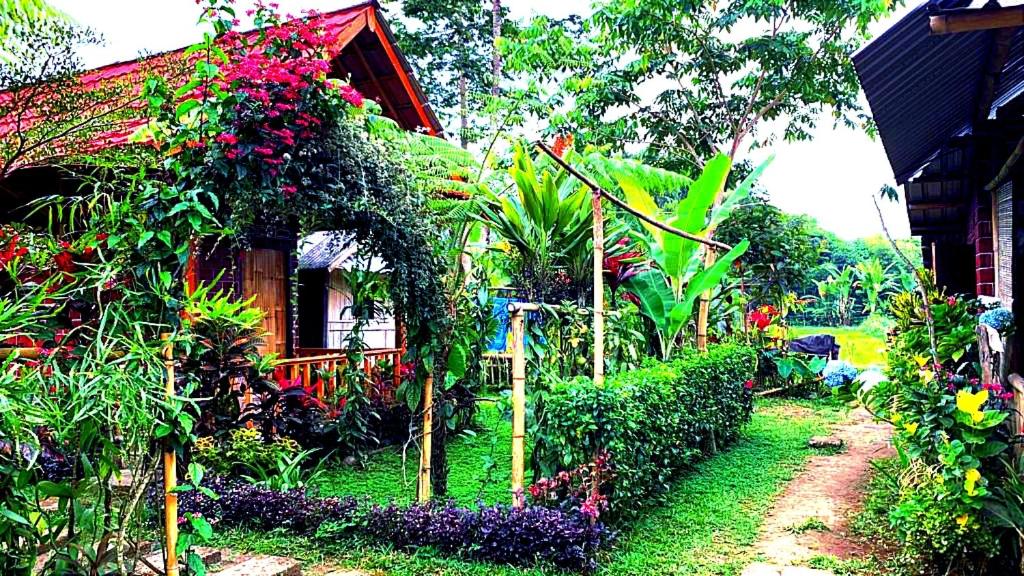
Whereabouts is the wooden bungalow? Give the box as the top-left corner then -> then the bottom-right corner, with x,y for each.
855,0 -> 1024,371
0,1 -> 439,377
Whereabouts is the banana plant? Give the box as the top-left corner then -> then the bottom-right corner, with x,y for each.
816,264 -> 857,325
854,257 -> 896,316
601,153 -> 767,359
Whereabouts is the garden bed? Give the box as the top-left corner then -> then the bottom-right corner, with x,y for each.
206,398 -> 843,575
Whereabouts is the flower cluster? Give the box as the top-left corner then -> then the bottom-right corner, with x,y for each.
747,304 -> 780,331
172,0 -> 367,202
979,307 -> 1014,333
528,452 -> 612,519
822,360 -> 859,388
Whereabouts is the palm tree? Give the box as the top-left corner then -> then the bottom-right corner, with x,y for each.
854,257 -> 896,316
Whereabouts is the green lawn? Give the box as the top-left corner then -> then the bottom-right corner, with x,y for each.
212,398 -> 844,576
790,325 -> 887,369
314,403 -> 527,506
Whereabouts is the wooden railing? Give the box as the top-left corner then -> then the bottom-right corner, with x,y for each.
275,347 -> 404,401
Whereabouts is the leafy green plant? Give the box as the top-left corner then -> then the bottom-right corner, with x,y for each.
607,154 -> 762,359
478,141 -> 593,303
816,265 -> 857,326
532,343 -> 756,520
854,257 -> 896,316
242,449 -> 327,493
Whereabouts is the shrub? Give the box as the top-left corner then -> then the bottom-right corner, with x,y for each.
176,476 -> 610,572
822,360 -> 858,388
193,428 -> 300,476
532,343 -> 756,519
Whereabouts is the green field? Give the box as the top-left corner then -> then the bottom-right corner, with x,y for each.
213,398 -> 844,576
790,325 -> 887,369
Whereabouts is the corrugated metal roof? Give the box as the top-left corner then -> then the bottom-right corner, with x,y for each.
855,6 -> 985,182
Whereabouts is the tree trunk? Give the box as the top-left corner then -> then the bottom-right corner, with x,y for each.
459,73 -> 468,149
492,0 -> 502,96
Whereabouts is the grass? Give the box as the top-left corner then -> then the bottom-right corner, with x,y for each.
790,324 -> 887,369
314,403 -> 528,506
211,398 -> 844,576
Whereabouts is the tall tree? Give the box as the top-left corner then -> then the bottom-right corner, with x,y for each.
0,15 -> 152,183
505,0 -> 899,348
507,1 -> 899,174
386,0 -> 515,147
491,0 -> 502,96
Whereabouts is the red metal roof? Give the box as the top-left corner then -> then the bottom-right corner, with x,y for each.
0,2 -> 441,170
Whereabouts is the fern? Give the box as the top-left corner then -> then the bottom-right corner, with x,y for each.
370,115 -> 484,198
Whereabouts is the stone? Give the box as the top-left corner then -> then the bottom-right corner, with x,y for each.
211,555 -> 301,576
808,436 -> 844,450
342,455 -> 358,467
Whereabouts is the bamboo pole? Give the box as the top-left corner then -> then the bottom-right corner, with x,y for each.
591,187 -> 606,388
161,334 -> 179,576
509,306 -> 527,507
417,370 -> 434,502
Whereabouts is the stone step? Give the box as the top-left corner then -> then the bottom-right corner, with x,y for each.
210,555 -> 301,576
741,564 -> 835,576
134,547 -> 223,575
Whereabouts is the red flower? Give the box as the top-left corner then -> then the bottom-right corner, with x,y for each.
54,251 -> 75,273
946,296 -> 957,306
281,184 -> 297,197
338,84 -> 364,108
216,132 -> 239,146
744,379 -> 754,390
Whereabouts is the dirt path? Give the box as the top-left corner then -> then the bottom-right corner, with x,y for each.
750,407 -> 894,568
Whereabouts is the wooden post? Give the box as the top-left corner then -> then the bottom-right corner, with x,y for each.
327,360 -> 336,397
592,188 -> 605,387
931,242 -> 938,278
509,306 -> 527,507
161,334 -> 179,576
417,370 -> 433,502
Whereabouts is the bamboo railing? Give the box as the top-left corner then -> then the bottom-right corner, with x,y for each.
274,347 -> 404,401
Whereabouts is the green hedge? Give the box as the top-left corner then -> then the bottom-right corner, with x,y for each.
532,343 -> 756,519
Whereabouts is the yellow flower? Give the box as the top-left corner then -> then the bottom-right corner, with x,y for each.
934,474 -> 944,485
956,389 -> 989,424
920,369 -> 935,384
891,413 -> 902,424
903,422 -> 919,435
956,514 -> 970,528
914,355 -> 929,368
964,468 -> 982,497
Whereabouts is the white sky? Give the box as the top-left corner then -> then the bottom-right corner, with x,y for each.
50,0 -> 918,239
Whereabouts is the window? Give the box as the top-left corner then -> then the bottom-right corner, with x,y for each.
995,181 -> 1013,306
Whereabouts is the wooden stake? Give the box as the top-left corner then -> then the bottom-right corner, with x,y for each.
591,188 -> 606,387
931,242 -> 938,279
509,306 -> 527,507
161,334 -> 179,576
417,371 -> 433,502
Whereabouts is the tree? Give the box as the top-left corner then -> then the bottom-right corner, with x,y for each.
855,257 -> 896,316
386,0 -> 515,147
506,0 -> 898,348
0,16 -> 155,182
716,196 -> 819,309
817,264 -> 857,326
507,1 -> 898,173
